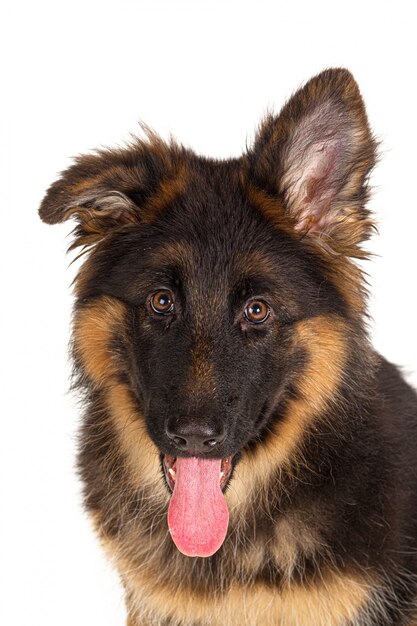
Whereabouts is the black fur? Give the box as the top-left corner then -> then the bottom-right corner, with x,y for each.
40,69 -> 417,625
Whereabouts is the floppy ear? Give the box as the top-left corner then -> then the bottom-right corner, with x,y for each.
248,68 -> 377,254
39,134 -> 186,250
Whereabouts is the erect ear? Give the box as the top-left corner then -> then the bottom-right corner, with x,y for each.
248,68 -> 377,254
39,133 -> 186,250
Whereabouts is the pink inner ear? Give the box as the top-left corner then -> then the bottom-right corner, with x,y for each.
278,96 -> 353,237
291,140 -> 342,234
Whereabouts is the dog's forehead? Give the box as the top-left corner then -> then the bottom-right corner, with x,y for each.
148,169 -> 280,270
147,236 -> 278,280
145,195 -> 282,288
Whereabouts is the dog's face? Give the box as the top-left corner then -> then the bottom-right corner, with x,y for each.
79,183 -> 345,463
40,68 -> 376,557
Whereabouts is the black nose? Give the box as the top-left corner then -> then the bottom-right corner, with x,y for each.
166,416 -> 225,454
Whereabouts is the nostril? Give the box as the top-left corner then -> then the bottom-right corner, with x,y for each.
172,436 -> 187,449
166,415 -> 225,453
204,439 -> 219,449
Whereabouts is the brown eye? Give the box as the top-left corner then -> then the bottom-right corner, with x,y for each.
244,300 -> 270,324
150,290 -> 175,315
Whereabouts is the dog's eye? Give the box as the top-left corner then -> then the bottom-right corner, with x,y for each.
149,290 -> 175,315
244,300 -> 270,324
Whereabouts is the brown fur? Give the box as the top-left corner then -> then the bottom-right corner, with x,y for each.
124,569 -> 374,626
40,69 -> 417,625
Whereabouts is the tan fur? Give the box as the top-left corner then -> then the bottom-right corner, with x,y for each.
141,163 -> 188,224
237,246 -> 289,276
243,182 -> 296,237
70,172 -> 108,194
105,384 -> 164,492
227,314 -> 347,511
184,336 -> 217,401
73,296 -> 127,388
73,297 -> 163,490
122,558 -> 373,626
148,240 -> 194,268
320,254 -> 368,315
271,511 -> 325,582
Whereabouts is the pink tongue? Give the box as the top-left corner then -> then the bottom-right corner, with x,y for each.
167,457 -> 229,557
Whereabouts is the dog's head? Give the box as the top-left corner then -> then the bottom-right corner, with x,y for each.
40,68 -> 376,557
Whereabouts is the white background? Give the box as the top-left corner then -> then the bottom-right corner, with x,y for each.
1,1 -> 416,624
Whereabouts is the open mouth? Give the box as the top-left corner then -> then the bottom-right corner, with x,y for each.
162,454 -> 235,558
163,454 -> 234,492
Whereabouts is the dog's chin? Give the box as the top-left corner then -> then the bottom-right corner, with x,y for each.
162,454 -> 235,493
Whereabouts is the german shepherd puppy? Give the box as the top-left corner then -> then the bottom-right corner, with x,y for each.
39,69 -> 417,625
